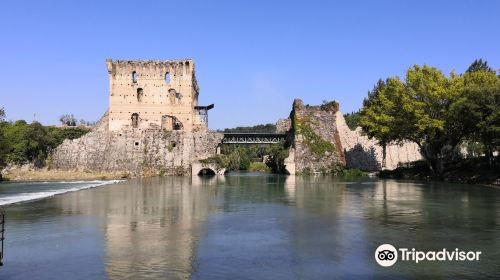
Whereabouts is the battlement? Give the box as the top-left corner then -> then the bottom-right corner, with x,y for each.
106,59 -> 194,74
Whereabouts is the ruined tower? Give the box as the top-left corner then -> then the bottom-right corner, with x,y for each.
106,59 -> 212,132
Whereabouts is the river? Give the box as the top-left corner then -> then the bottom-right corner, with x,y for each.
0,173 -> 499,279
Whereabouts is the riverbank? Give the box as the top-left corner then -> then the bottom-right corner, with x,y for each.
1,167 -> 129,182
378,158 -> 500,187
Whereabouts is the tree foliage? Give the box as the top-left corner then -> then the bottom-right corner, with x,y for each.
359,61 -> 499,175
466,59 -> 495,74
59,114 -> 77,126
343,111 -> 361,130
0,117 -> 90,168
221,123 -> 277,133
359,78 -> 403,167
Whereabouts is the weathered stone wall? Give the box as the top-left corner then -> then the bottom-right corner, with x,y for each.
334,111 -> 422,171
106,59 -> 207,132
281,99 -> 423,173
50,58 -> 221,176
275,118 -> 291,133
290,99 -> 346,174
50,114 -> 222,176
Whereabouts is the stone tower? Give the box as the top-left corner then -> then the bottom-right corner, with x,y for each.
106,59 -> 211,132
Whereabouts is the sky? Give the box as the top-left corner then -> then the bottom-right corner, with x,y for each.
1,0 -> 499,129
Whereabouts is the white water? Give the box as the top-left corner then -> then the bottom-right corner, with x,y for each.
0,180 -> 122,206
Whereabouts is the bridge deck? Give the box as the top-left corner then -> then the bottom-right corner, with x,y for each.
221,133 -> 286,144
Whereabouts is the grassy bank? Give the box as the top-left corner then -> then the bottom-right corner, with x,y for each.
1,168 -> 129,182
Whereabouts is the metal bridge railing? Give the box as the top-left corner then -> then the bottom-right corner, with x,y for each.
221,133 -> 287,144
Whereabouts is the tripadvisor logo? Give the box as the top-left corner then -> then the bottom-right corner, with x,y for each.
375,244 -> 482,267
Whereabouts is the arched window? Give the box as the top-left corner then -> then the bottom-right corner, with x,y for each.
131,113 -> 139,128
132,71 -> 137,83
137,88 -> 144,102
165,72 -> 171,84
168,89 -> 176,104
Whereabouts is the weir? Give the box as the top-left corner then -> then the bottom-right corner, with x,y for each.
0,213 -> 4,266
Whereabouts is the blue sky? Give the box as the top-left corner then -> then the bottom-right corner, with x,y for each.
1,0 -> 499,129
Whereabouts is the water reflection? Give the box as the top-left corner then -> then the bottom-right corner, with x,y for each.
0,175 -> 499,279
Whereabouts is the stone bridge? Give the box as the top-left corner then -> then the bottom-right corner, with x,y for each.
192,132 -> 289,176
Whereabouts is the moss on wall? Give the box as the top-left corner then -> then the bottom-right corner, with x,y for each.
295,116 -> 337,157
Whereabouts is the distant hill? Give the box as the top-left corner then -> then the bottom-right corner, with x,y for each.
219,123 -> 276,133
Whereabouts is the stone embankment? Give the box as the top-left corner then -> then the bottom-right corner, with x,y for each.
50,112 -> 222,176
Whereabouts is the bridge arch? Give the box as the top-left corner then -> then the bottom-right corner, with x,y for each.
191,162 -> 226,176
198,168 -> 216,176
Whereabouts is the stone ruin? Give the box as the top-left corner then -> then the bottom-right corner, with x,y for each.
51,59 -> 221,176
106,59 -> 212,132
280,98 -> 422,174
50,59 -> 421,176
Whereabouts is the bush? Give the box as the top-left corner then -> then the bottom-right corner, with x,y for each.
248,162 -> 270,172
0,120 -> 90,167
339,168 -> 367,177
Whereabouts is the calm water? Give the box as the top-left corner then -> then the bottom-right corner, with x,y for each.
0,173 -> 499,279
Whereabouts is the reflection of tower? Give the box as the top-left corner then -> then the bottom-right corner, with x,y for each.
100,177 -> 218,279
284,175 -> 296,203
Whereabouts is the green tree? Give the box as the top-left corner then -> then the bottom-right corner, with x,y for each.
0,107 -> 7,168
0,116 -> 90,168
344,111 -> 361,130
451,69 -> 500,165
359,78 -> 403,168
466,59 -> 495,74
264,142 -> 289,173
3,120 -> 30,164
24,122 -> 50,166
360,65 -> 470,175
221,123 -> 277,133
399,65 -> 466,175
59,114 -> 77,126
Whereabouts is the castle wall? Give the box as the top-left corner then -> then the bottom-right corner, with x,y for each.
334,111 -> 422,171
106,59 -> 206,132
50,114 -> 223,176
283,99 -> 423,173
50,59 -> 219,176
290,99 -> 346,174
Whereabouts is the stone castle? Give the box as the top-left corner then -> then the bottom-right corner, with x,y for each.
51,59 -> 221,176
50,59 -> 421,176
106,59 -> 212,132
